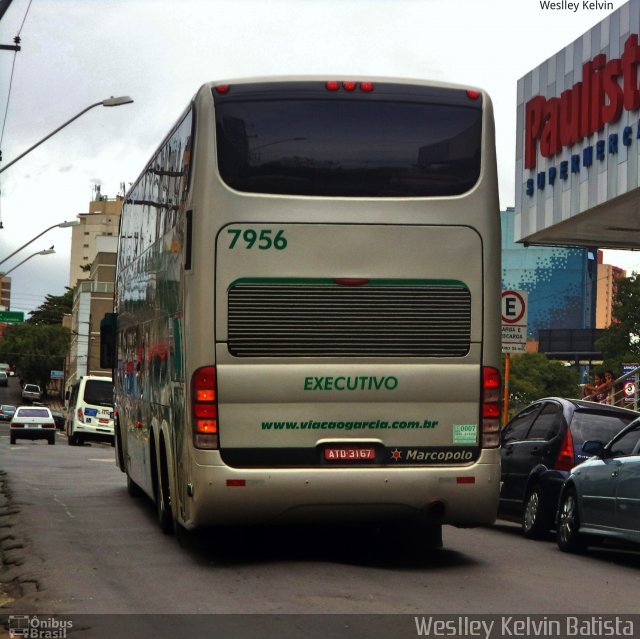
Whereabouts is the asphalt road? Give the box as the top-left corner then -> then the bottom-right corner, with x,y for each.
1,377 -> 639,637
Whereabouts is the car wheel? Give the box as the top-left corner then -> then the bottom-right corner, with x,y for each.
9,434 -> 16,445
522,485 -> 552,539
556,488 -> 586,553
67,431 -> 77,446
48,436 -> 55,445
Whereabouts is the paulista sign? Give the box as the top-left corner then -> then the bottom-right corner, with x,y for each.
501,290 -> 528,354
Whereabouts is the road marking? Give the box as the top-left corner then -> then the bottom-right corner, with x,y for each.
88,458 -> 114,463
53,495 -> 75,519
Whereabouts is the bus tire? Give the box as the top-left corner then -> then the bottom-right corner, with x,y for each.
126,473 -> 142,498
156,440 -> 174,535
114,416 -> 125,470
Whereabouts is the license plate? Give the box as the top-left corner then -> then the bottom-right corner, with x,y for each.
324,447 -> 375,461
26,424 -> 42,429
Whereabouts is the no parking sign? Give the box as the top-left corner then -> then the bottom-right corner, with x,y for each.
501,290 -> 528,354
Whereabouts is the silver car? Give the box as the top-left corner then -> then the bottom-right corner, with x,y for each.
556,417 -> 640,553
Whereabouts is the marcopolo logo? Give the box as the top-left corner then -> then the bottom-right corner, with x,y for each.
303,375 -> 398,391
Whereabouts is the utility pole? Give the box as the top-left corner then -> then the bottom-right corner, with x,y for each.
0,1 -> 20,50
0,0 -> 16,22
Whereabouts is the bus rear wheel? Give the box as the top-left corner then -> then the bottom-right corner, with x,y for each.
156,441 -> 174,535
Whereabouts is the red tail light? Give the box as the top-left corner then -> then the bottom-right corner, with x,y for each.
482,367 -> 501,447
77,408 -> 84,423
192,366 -> 218,449
555,428 -> 575,471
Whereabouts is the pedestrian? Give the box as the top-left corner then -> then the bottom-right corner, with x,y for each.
602,370 -> 617,405
583,372 -> 603,401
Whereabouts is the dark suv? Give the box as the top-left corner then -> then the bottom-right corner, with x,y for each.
499,398 -> 638,538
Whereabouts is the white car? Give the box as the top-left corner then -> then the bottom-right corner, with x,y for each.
21,384 -> 42,403
10,406 -> 57,445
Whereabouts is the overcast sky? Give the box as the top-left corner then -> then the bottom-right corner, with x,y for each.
0,0 -> 631,315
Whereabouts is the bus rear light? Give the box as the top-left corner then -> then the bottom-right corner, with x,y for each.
325,81 -> 374,92
192,366 -> 219,450
482,366 -> 501,448
195,420 -> 217,433
194,404 -> 217,418
333,278 -> 369,286
215,84 -> 230,94
466,90 -> 481,100
226,479 -> 246,487
456,476 -> 476,484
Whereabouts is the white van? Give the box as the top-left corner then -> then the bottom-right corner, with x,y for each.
66,376 -> 114,446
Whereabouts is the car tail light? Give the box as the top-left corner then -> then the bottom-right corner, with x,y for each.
77,408 -> 84,423
555,428 -> 575,471
192,366 -> 218,449
482,367 -> 501,448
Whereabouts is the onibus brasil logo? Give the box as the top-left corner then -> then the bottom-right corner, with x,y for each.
8,615 -> 73,638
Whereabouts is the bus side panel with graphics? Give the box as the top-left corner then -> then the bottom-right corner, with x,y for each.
104,78 -> 501,539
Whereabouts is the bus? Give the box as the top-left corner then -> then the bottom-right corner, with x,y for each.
101,77 -> 502,546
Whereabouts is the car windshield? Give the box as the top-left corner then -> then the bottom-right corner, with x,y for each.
24,385 -> 39,392
15,408 -> 50,418
1,405 -> 15,411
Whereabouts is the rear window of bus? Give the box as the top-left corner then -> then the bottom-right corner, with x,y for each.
214,83 -> 482,198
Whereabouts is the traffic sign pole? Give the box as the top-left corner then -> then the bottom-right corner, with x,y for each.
503,353 -> 510,427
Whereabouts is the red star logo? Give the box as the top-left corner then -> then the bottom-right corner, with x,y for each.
391,448 -> 402,461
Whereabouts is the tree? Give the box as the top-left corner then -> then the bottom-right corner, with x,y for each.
0,323 -> 71,394
27,288 -> 74,325
597,273 -> 640,373
507,352 -> 580,415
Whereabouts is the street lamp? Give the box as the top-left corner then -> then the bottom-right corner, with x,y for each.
0,220 -> 79,266
0,96 -> 134,175
0,248 -> 55,277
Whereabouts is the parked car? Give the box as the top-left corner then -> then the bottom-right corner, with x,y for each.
0,363 -> 14,377
10,405 -> 57,445
0,371 -> 7,387
21,384 -> 42,403
557,417 -> 640,553
50,409 -> 65,430
0,404 -> 16,421
499,398 -> 639,538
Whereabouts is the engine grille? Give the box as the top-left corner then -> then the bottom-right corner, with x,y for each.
227,281 -> 471,357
